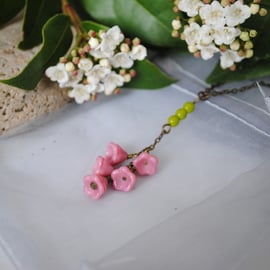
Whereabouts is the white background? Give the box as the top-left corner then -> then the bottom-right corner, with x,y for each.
1,54 -> 270,270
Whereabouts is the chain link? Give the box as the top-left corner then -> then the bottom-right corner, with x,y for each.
197,81 -> 270,101
127,124 -> 171,159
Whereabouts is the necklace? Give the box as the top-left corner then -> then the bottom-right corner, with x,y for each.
83,81 -> 270,200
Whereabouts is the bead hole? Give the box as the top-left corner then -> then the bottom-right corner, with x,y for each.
90,182 -> 98,190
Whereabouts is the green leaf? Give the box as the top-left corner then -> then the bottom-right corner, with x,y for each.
206,59 -> 270,84
82,20 -> 109,32
0,0 -> 25,26
0,14 -> 73,90
125,59 -> 176,89
80,0 -> 181,47
18,0 -> 62,49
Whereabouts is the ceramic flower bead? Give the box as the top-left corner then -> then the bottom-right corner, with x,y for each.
92,156 -> 114,176
83,174 -> 108,200
105,142 -> 128,165
111,166 -> 137,192
133,152 -> 158,176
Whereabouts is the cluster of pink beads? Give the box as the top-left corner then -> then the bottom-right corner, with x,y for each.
83,142 -> 158,200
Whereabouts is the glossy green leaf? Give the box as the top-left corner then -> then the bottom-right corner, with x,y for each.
206,59 -> 270,84
18,0 -> 62,49
0,0 -> 25,26
0,14 -> 73,90
125,60 -> 176,89
82,20 -> 108,32
80,0 -> 181,47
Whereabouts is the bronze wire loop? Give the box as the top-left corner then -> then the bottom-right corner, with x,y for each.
127,80 -> 270,160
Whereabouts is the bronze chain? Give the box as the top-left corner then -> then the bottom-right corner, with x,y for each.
198,81 -> 270,101
128,81 -> 270,158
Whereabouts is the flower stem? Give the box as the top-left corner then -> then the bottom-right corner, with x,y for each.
61,0 -> 83,35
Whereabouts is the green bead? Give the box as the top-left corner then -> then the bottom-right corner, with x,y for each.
168,115 -> 180,127
183,102 -> 195,113
175,108 -> 187,120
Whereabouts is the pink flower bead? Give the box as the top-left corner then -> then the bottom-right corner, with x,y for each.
92,156 -> 114,176
133,152 -> 158,176
111,166 -> 136,192
83,174 -> 108,200
105,142 -> 128,165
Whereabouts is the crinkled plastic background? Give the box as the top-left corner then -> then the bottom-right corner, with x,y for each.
1,54 -> 270,270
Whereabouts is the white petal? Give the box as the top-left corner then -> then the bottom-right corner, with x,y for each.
220,50 -> 243,69
110,52 -> 134,69
198,44 -> 219,60
86,65 -> 111,85
225,1 -> 251,27
45,63 -> 69,84
60,70 -> 83,88
68,84 -> 90,104
199,1 -> 225,27
184,23 -> 201,45
103,72 -> 124,95
100,25 -> 124,53
130,45 -> 147,60
178,0 -> 203,17
78,58 -> 93,72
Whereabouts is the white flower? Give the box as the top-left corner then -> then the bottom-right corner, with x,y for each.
68,84 -> 94,104
95,83 -> 105,93
199,1 -> 225,27
89,37 -> 99,49
225,1 -> 251,27
78,58 -> 93,72
214,26 -> 240,45
103,71 -> 124,95
60,70 -> 83,88
130,45 -> 147,60
199,25 -> 214,46
197,44 -> 219,60
184,23 -> 201,46
110,52 -> 134,69
220,49 -> 244,69
90,48 -> 113,59
45,63 -> 69,85
100,26 -> 124,53
178,0 -> 203,17
86,65 -> 111,85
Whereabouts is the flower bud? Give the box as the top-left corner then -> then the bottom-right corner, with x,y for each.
172,19 -> 181,30
250,4 -> 260,14
230,40 -> 240,51
89,37 -> 99,49
249,30 -> 257,38
259,8 -> 267,16
65,62 -> 75,72
244,41 -> 253,50
245,49 -> 254,59
240,31 -> 250,41
120,43 -> 130,52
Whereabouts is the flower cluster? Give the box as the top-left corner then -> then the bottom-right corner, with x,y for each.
83,142 -> 158,200
172,0 -> 267,70
45,26 -> 147,104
